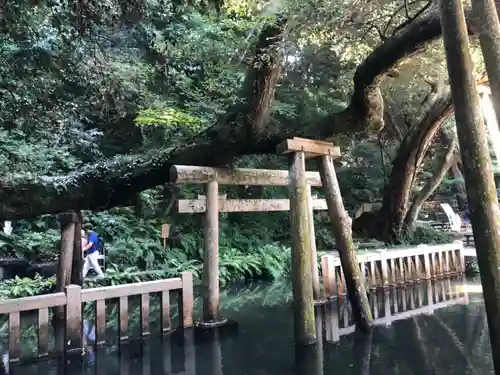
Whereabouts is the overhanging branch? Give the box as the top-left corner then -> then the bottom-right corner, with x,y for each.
0,6 -> 489,220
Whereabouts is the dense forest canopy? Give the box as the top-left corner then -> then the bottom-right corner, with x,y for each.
0,0 -> 496,278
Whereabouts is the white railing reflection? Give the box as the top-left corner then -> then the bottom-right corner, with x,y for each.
323,278 -> 469,343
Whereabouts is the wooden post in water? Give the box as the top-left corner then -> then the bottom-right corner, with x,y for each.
56,212 -> 77,319
170,164 -> 332,328
440,0 -> 500,371
200,180 -> 225,326
321,255 -> 336,299
311,142 -> 373,332
71,211 -> 83,286
284,148 -> 316,345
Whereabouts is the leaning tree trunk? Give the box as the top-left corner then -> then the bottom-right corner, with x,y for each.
404,131 -> 457,231
440,1 -> 500,374
443,128 -> 468,209
472,0 -> 500,129
448,162 -> 468,209
354,89 -> 453,242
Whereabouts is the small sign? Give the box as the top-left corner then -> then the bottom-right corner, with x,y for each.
161,224 -> 170,239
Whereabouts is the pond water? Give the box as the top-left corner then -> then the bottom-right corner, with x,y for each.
3,277 -> 493,375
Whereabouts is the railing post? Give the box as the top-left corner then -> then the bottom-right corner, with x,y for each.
321,255 -> 336,299
379,250 -> 389,288
57,213 -> 77,292
423,249 -> 432,280
65,284 -> 82,353
324,300 -> 340,343
180,272 -> 194,328
454,240 -> 466,273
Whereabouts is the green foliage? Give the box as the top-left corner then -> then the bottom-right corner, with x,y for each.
337,140 -> 388,211
398,227 -> 455,246
136,107 -> 203,129
0,0 -> 477,297
465,258 -> 480,276
15,230 -> 61,262
0,241 -> 293,299
0,275 -> 56,299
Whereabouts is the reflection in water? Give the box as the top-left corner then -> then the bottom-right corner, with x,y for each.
323,278 -> 470,341
294,344 -> 321,375
83,319 -> 96,364
351,329 -> 372,375
4,277 -> 495,375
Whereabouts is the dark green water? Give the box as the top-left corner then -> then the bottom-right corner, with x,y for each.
2,277 -> 492,375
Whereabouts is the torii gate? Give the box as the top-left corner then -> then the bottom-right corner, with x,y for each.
170,137 -> 371,344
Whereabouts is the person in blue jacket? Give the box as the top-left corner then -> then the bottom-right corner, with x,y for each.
82,226 -> 104,278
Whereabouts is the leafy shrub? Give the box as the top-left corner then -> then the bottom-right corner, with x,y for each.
0,243 -> 293,299
465,258 -> 479,276
398,227 -> 455,246
15,229 -> 61,262
0,275 -> 56,299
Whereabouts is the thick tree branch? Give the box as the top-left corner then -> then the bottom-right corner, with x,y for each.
0,6 -> 490,220
377,88 -> 453,240
404,131 -> 458,229
383,108 -> 405,141
441,130 -> 468,208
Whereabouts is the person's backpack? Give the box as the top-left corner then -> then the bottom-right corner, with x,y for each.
90,231 -> 105,253
96,235 -> 105,253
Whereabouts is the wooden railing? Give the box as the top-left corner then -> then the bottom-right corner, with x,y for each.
0,272 -> 193,363
321,242 -> 465,298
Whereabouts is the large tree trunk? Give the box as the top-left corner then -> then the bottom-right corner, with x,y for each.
449,162 -> 467,209
0,6 -> 496,221
404,132 -> 457,230
440,1 -> 500,374
353,89 -> 453,242
442,129 -> 468,209
473,0 -> 500,130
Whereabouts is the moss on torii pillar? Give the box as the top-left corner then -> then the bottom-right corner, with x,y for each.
277,137 -> 373,342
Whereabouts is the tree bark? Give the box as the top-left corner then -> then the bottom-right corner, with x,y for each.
449,162 -> 467,209
440,1 -> 500,374
351,329 -> 373,375
404,132 -> 457,230
56,213 -> 76,293
442,129 -> 468,209
71,211 -> 83,286
289,152 -> 316,345
319,155 -> 373,333
354,89 -> 453,242
472,0 -> 500,131
0,6 -> 495,221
